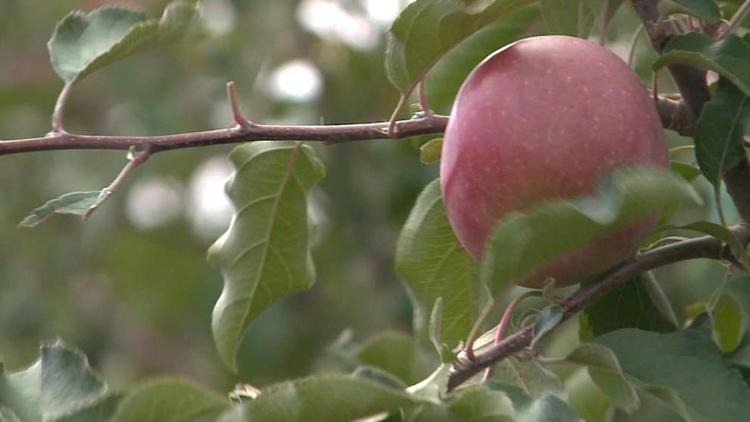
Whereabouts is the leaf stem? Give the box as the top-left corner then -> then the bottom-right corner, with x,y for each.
85,146 -> 151,218
51,80 -> 74,133
727,0 -> 750,34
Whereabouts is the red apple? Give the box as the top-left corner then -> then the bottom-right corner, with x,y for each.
440,35 -> 669,288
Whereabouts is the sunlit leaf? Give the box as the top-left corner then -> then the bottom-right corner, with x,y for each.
208,142 -> 326,371
395,179 -> 482,347
420,138 -> 443,164
710,294 -> 746,354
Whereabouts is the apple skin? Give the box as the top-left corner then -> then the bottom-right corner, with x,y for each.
440,35 -> 669,288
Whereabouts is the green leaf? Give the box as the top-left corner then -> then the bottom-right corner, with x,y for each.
158,1 -> 199,41
669,221 -> 750,268
395,179 -> 482,347
710,294 -> 746,354
516,393 -> 581,422
386,0 -> 535,96
621,386 -> 691,422
694,79 -> 750,186
113,378 -> 230,422
493,358 -> 565,399
723,276 -> 750,371
222,375 -> 420,422
208,142 -> 326,371
580,274 -> 676,339
420,138 -> 444,164
355,331 -> 434,385
540,0 -> 625,37
48,2 -> 198,82
447,385 -> 516,421
48,7 -> 155,82
531,305 -> 563,348
596,329 -> 750,421
670,160 -> 702,182
428,298 -> 445,356
56,393 -> 123,422
423,4 -> 540,113
18,191 -> 101,227
0,341 -> 113,422
661,0 -> 722,22
481,166 -> 701,294
406,364 -> 452,405
564,343 -> 639,413
654,33 -> 750,96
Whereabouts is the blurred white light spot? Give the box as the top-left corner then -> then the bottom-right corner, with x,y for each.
269,60 -> 323,102
202,0 -> 236,35
297,0 -> 379,50
188,157 -> 234,239
126,177 -> 183,230
363,0 -> 401,26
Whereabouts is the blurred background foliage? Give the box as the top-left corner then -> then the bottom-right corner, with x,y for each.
0,0 -> 737,394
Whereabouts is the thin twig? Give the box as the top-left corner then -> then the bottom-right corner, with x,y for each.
0,114 -> 449,157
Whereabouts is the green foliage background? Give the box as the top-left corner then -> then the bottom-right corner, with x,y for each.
0,0 -> 741,405
0,0 -> 434,391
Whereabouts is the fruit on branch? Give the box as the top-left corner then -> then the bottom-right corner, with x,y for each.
440,35 -> 669,288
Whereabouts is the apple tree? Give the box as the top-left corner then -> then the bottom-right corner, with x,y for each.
1,0 -> 750,420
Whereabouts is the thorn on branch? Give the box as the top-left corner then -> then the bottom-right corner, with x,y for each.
226,81 -> 253,129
